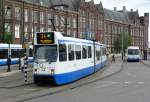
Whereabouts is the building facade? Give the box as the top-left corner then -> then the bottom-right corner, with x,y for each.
0,0 -> 149,53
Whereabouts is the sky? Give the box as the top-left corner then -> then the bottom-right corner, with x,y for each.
86,0 -> 150,44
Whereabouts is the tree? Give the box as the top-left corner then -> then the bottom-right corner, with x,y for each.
3,30 -> 13,43
114,33 -> 132,53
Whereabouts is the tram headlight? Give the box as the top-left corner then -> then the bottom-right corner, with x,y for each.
34,68 -> 37,73
51,69 -> 55,74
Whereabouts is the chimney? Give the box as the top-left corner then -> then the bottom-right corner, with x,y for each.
123,6 -> 126,12
144,13 -> 149,17
114,7 -> 117,11
131,9 -> 133,12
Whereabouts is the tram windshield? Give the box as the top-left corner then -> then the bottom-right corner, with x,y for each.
34,45 -> 57,63
128,49 -> 139,55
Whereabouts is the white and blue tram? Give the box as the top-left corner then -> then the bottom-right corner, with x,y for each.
126,46 -> 141,62
0,43 -> 33,66
33,32 -> 107,85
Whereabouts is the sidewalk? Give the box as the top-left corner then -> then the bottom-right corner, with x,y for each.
0,64 -> 32,78
141,54 -> 150,67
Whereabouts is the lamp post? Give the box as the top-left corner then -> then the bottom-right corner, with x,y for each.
121,33 -> 124,60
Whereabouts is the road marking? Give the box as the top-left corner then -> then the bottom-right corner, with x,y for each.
96,81 -> 120,89
137,82 -> 144,85
24,88 -> 36,91
124,81 -> 131,84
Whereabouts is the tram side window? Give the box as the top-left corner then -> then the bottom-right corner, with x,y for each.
75,45 -> 81,60
96,50 -> 100,60
0,49 -> 8,59
68,44 -> 74,61
88,46 -> 92,58
59,44 -> 67,62
82,45 -> 88,59
11,49 -> 19,58
19,49 -> 25,57
102,48 -> 106,56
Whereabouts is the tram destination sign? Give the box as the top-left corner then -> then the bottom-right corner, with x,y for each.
37,32 -> 54,44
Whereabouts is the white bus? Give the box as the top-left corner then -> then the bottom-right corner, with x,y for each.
126,46 -> 141,62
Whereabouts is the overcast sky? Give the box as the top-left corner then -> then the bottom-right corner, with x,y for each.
87,0 -> 150,42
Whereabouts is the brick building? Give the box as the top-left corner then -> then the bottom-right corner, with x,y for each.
0,0 -> 149,53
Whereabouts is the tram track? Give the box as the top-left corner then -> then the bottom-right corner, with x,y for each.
17,61 -> 125,102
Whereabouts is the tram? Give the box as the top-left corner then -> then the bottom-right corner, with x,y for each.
33,31 -> 107,85
0,44 -> 33,66
126,46 -> 141,62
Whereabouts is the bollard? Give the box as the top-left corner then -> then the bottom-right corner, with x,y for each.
24,54 -> 28,83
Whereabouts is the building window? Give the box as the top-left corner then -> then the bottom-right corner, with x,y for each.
24,25 -> 28,39
24,9 -> 28,22
73,18 -> 76,28
60,16 -> 65,27
33,11 -> 38,23
15,7 -> 20,20
5,5 -> 11,19
48,28 -> 52,32
5,23 -> 10,32
40,27 -> 44,32
48,14 -> 51,25
15,24 -> 20,38
55,15 -> 59,26
40,12 -> 44,24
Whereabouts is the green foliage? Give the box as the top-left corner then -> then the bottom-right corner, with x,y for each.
114,33 -> 132,53
3,31 -> 13,43
0,29 -> 13,43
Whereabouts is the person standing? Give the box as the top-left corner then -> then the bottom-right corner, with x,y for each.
7,55 -> 11,72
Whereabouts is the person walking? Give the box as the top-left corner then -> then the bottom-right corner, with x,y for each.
20,56 -> 24,72
111,54 -> 115,63
7,55 -> 11,72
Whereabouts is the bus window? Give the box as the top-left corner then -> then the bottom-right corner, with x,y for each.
68,44 -> 74,61
75,45 -> 81,60
82,45 -> 88,59
59,44 -> 67,62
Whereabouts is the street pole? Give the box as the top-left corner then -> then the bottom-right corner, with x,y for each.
121,33 -> 124,60
1,0 -> 4,42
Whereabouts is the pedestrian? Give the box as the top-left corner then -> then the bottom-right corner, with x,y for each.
18,57 -> 21,70
7,55 -> 11,72
111,54 -> 115,63
20,57 -> 24,72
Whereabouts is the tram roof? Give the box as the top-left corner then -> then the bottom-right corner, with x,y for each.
0,44 -> 22,49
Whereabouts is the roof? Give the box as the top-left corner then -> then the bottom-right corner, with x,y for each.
23,0 -> 81,11
104,8 -> 129,23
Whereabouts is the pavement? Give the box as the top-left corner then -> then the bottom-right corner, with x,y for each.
0,64 -> 32,78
